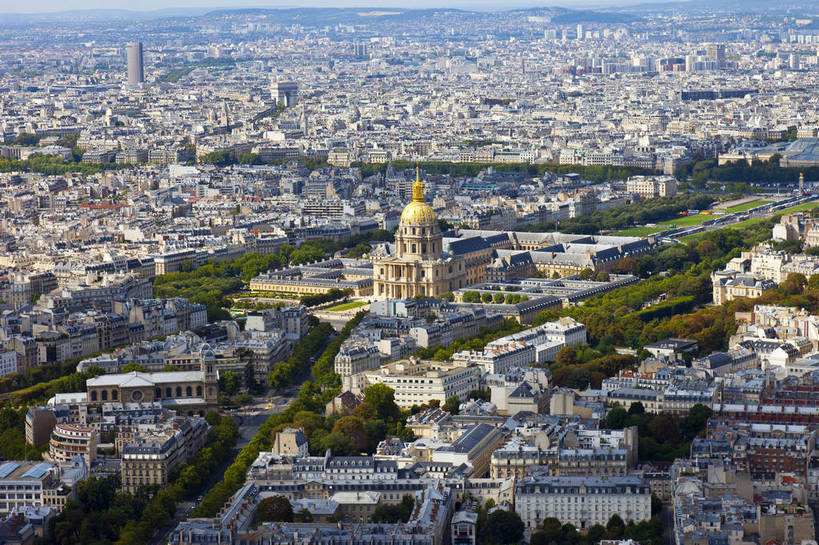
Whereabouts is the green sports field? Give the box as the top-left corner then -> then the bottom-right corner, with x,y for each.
657,213 -> 717,227
725,199 -> 771,213
324,301 -> 368,312
612,226 -> 666,236
681,201 -> 819,242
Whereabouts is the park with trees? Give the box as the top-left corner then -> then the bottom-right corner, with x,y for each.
675,154 -> 819,188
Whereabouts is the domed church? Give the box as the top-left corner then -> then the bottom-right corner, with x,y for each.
372,168 -> 467,299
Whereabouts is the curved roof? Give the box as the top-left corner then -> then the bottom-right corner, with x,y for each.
400,200 -> 436,225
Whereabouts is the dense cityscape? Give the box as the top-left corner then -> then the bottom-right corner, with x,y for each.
3,1 -> 819,545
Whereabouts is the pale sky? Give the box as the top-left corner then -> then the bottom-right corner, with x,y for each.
0,0 -> 647,15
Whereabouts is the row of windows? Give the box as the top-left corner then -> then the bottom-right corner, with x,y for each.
403,227 -> 433,236
0,494 -> 36,500
90,385 -> 202,402
124,463 -> 164,470
401,242 -> 435,254
259,483 -> 426,493
341,505 -> 373,513
521,488 -> 648,495
522,497 -> 646,504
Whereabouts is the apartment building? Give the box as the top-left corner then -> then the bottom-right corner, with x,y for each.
452,342 -> 535,375
431,423 -> 506,477
711,270 -> 776,304
515,475 -> 651,530
488,368 -> 551,416
334,344 -> 382,377
25,408 -> 58,448
452,510 -> 478,545
626,175 -> 677,199
5,335 -> 39,373
608,384 -> 715,415
272,428 -> 309,457
120,417 -> 209,494
327,149 -> 352,167
711,421 -> 816,479
692,349 -> 758,377
452,318 -> 586,374
490,437 -> 555,479
0,461 -> 82,515
346,359 -> 481,409
405,408 -> 454,440
0,350 -> 17,378
602,368 -> 676,392
728,244 -> 819,284
607,388 -> 663,413
48,424 -> 98,464
153,249 -> 198,275
169,482 -> 452,545
482,317 -> 587,364
557,448 -> 629,477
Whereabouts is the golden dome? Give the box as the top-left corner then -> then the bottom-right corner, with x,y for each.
401,201 -> 436,225
400,167 -> 436,225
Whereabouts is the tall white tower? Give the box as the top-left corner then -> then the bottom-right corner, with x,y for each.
126,42 -> 144,86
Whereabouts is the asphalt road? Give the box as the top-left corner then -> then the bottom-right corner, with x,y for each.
148,330 -> 331,545
148,402 -> 296,545
312,313 -> 356,331
661,503 -> 675,545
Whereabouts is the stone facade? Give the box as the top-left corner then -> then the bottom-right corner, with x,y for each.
85,356 -> 219,416
373,170 -> 467,299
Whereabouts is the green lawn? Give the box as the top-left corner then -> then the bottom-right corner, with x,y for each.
657,213 -> 718,227
240,291 -> 300,299
726,199 -> 771,213
613,226 -> 665,236
680,201 -> 819,242
772,202 -> 819,214
618,202 -> 770,236
680,218 -> 766,243
324,301 -> 368,312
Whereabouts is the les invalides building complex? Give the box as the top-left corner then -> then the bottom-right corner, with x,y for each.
372,170 -> 467,299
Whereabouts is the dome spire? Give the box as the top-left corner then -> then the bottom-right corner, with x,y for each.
412,164 -> 424,202
399,164 -> 436,225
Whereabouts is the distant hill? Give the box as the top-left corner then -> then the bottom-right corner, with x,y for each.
198,6 -> 646,26
622,0 -> 816,13
550,10 -> 642,24
1,1 -> 806,25
0,7 -> 214,22
200,7 -> 474,25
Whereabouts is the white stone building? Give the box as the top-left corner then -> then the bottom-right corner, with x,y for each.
345,359 -> 480,409
515,475 -> 651,530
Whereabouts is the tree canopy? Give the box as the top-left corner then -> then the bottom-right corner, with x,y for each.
253,496 -> 294,524
483,510 -> 525,545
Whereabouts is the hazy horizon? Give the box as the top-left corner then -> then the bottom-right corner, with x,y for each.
0,0 -> 670,16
